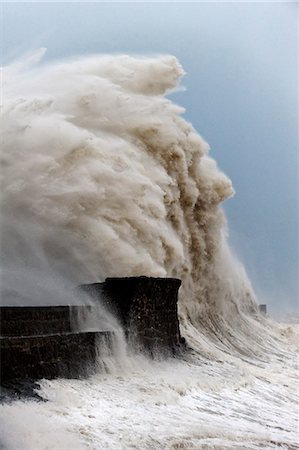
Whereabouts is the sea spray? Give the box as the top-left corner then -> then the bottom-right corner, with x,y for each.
1,52 -> 293,360
1,53 -> 253,312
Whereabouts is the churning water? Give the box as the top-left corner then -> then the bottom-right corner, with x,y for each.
0,52 -> 298,449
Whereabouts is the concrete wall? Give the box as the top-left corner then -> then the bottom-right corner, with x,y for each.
0,306 -> 112,382
1,277 -> 183,384
1,306 -> 75,336
1,332 -> 111,383
81,276 -> 183,353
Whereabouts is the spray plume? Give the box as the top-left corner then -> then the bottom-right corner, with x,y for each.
2,51 -> 282,357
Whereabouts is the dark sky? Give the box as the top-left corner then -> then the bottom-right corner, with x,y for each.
2,2 -> 298,312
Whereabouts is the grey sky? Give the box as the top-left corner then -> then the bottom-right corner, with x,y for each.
2,2 -> 298,312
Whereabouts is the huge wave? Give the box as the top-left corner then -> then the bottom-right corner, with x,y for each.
1,52 -> 292,357
1,51 -> 298,450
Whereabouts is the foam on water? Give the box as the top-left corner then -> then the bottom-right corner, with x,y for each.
0,52 -> 298,449
1,346 -> 298,449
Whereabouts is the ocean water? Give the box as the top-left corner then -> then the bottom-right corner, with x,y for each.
1,330 -> 298,450
0,53 -> 298,449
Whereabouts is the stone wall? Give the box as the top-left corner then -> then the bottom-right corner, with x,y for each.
1,305 -> 99,336
0,306 -> 112,383
80,276 -> 183,353
1,332 -> 111,383
0,276 -> 183,385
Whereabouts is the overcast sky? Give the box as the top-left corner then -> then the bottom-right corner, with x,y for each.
2,2 -> 298,313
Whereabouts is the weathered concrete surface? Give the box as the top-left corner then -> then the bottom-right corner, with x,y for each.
0,331 -> 112,382
1,306 -> 73,336
0,305 -> 96,336
0,305 -> 113,383
0,277 -> 183,386
80,276 -> 183,353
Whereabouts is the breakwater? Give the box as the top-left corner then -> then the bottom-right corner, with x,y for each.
80,276 -> 182,352
1,277 -> 182,384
